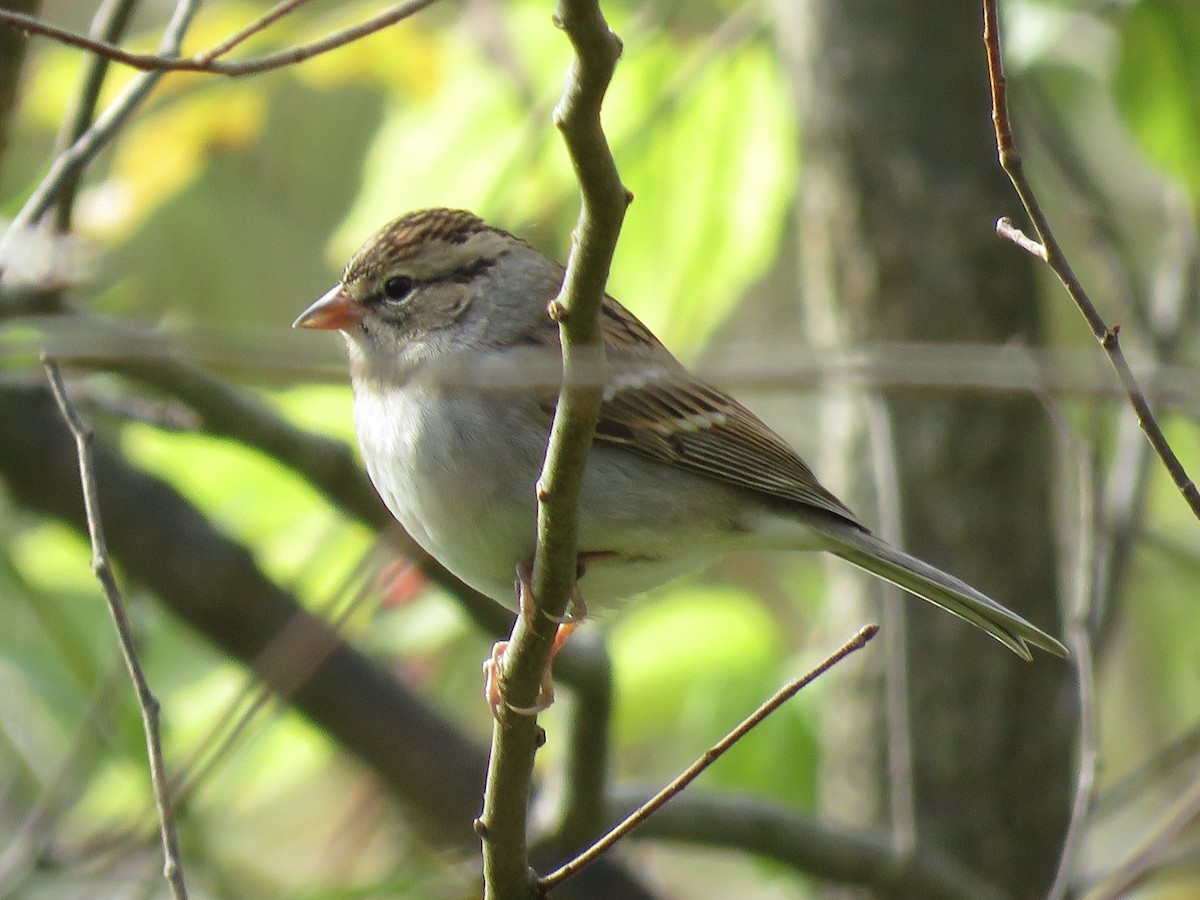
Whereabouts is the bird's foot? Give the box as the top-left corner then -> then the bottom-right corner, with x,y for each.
483,560 -> 594,719
514,559 -> 590,626
483,623 -> 577,719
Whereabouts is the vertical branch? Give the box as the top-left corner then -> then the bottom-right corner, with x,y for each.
41,360 -> 188,900
52,0 -> 143,233
477,1 -> 627,897
0,0 -> 41,176
1046,428 -> 1099,900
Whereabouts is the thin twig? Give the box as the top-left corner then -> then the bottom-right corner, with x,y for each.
0,0 -> 441,77
476,2 -> 627,898
1095,718 -> 1200,818
193,0 -> 313,64
40,358 -> 187,900
864,398 -> 915,855
1084,773 -> 1200,900
982,0 -> 1200,521
0,0 -> 202,280
52,0 -> 143,233
539,625 -> 880,891
1038,393 -> 1099,900
995,216 -> 1047,261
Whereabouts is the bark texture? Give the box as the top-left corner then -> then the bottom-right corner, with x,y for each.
0,0 -> 40,172
775,1 -> 1075,895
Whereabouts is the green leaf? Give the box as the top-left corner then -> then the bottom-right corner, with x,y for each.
120,416 -> 373,603
1115,0 -> 1200,197
340,2 -> 796,353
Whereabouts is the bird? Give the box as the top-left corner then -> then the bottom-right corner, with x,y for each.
294,207 -> 1068,709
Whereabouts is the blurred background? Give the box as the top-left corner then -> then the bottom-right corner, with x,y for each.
1,0 -> 1198,897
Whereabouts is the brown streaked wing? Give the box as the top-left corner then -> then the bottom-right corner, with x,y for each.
593,298 -> 866,527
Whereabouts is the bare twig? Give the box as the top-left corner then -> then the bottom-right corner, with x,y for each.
539,625 -> 880,891
1038,395 -> 1100,900
0,0 -> 440,77
605,784 -> 1005,900
476,1 -> 627,897
864,397 -> 915,855
0,0 -> 201,283
192,0 -> 313,64
1084,773 -> 1200,900
996,216 -> 1047,261
52,0 -> 142,233
2,0 -> 444,283
40,359 -> 188,900
982,0 -> 1200,521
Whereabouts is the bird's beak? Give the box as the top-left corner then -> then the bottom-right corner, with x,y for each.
292,285 -> 363,330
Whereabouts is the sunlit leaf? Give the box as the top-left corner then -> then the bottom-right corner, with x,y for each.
609,38 -> 797,350
339,2 -> 795,351
611,586 -> 779,734
1115,0 -> 1200,197
95,88 -> 267,238
119,420 -> 373,603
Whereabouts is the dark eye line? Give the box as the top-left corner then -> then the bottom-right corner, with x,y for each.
372,256 -> 496,306
448,257 -> 496,283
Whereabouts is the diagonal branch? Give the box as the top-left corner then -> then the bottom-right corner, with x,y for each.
540,626 -> 879,892
41,359 -> 188,900
981,0 -> 1200,521
0,0 -> 440,77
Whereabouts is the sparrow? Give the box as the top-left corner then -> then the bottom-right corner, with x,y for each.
294,208 -> 1067,707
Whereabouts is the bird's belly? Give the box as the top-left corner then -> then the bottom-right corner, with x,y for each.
354,387 -> 543,605
353,387 -> 753,612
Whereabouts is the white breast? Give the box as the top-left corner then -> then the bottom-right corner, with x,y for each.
353,384 -> 544,606
350,382 -> 778,615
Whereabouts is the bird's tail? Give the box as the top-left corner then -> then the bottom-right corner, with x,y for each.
819,524 -> 1068,661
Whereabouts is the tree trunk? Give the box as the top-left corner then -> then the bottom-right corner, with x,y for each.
774,1 -> 1076,895
0,0 -> 41,176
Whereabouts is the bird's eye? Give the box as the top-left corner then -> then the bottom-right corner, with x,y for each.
383,276 -> 414,300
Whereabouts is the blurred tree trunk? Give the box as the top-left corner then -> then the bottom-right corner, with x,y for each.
0,0 -> 40,171
774,1 -> 1075,896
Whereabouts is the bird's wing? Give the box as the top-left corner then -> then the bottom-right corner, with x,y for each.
590,298 -> 866,527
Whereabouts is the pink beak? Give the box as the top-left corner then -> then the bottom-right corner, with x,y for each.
293,285 -> 363,331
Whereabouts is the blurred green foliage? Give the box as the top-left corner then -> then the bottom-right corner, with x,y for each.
3,0 -> 1200,897
1116,0 -> 1200,200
